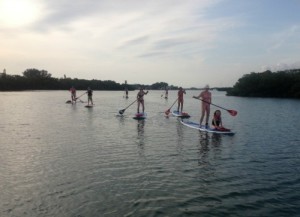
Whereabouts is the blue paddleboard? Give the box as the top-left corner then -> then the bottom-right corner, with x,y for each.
172,110 -> 190,118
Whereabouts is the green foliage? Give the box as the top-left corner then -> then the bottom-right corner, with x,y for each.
0,69 -> 134,91
150,82 -> 169,90
227,69 -> 300,98
23,68 -> 52,79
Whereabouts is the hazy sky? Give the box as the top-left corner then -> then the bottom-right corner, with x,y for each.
1,0 -> 300,87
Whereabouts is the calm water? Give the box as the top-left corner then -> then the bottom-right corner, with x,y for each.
0,90 -> 299,217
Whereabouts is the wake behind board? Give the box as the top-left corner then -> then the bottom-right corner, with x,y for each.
172,110 -> 190,118
180,120 -> 234,135
133,112 -> 147,120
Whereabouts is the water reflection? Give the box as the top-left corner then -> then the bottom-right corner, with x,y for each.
136,120 -> 145,146
197,132 -> 222,167
176,119 -> 184,153
117,114 -> 125,127
198,132 -> 210,161
136,120 -> 145,158
211,134 -> 222,148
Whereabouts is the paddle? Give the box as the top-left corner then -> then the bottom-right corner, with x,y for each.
193,96 -> 238,116
164,98 -> 178,115
119,99 -> 137,115
75,92 -> 87,101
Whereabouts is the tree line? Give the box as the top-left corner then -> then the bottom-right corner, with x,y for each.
0,69 -> 133,91
227,69 -> 300,98
0,69 -> 178,91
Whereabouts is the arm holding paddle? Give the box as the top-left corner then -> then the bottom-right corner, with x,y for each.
193,96 -> 238,116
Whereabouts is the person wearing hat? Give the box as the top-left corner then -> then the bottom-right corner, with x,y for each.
193,84 -> 211,128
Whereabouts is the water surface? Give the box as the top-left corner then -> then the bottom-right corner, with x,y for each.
0,90 -> 299,216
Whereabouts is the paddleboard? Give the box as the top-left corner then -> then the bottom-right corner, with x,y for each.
85,105 -> 94,108
180,120 -> 234,135
172,110 -> 190,118
133,112 -> 147,120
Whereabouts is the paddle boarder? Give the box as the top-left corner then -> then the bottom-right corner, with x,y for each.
70,86 -> 76,104
165,87 -> 168,99
125,87 -> 129,98
193,84 -> 211,128
87,87 -> 93,106
137,87 -> 148,113
177,87 -> 186,113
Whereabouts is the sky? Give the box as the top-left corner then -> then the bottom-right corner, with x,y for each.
1,0 -> 300,88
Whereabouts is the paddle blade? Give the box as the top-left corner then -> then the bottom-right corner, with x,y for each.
119,109 -> 125,115
164,109 -> 171,115
228,110 -> 238,116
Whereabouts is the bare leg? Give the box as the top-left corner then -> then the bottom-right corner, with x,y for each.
200,106 -> 205,126
205,107 -> 210,125
142,102 -> 145,113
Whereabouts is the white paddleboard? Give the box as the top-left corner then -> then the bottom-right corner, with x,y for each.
180,120 -> 234,135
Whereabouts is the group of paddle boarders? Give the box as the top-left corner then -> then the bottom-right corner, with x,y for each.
132,85 -> 227,130
68,84 -> 233,131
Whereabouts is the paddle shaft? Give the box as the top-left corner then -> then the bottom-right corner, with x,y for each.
168,98 -> 178,110
124,99 -> 137,110
165,98 -> 178,115
193,97 -> 232,112
119,99 -> 137,114
76,92 -> 86,100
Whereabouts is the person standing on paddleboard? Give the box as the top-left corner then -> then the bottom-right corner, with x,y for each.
87,87 -> 93,106
177,87 -> 186,113
137,87 -> 148,113
125,87 -> 129,98
165,87 -> 168,99
70,86 -> 76,104
193,84 -> 211,128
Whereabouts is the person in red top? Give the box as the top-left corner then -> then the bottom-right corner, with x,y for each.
193,84 -> 211,128
70,86 -> 76,103
177,87 -> 186,113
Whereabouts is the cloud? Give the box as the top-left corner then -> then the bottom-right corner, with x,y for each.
20,1 -> 300,88
118,36 -> 150,49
